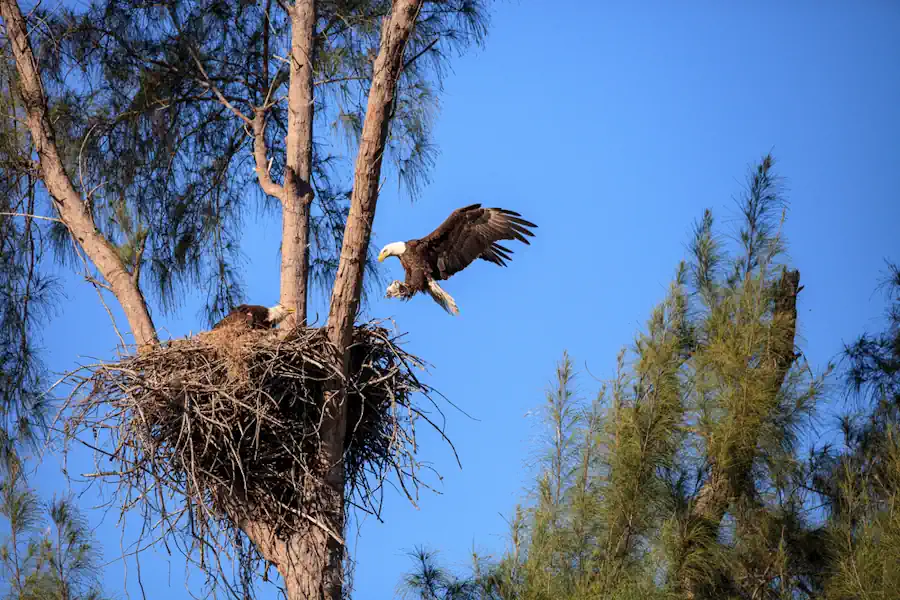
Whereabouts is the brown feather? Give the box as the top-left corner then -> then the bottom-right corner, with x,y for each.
399,204 -> 537,290
212,304 -> 276,330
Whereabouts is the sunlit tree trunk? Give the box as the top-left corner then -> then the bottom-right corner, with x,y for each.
279,0 -> 317,328
0,0 -> 157,349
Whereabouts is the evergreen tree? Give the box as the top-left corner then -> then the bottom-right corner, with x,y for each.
0,458 -> 110,600
0,0 -> 490,597
814,263 -> 900,599
402,154 -> 833,600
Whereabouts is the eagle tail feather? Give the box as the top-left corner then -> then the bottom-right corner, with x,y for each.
427,279 -> 460,316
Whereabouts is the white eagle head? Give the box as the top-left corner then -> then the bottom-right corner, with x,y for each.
377,241 -> 407,262
266,304 -> 294,325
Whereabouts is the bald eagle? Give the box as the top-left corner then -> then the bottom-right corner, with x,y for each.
212,303 -> 294,330
377,203 -> 537,315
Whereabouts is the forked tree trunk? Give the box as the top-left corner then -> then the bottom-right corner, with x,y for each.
255,1 -> 425,598
4,0 -> 426,595
0,0 -> 157,349
279,0 -> 317,328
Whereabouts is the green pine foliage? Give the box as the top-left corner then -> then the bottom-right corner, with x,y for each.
0,0 -> 490,472
0,57 -> 59,462
402,155 -> 900,600
0,457 -> 111,600
815,263 -> 900,600
503,154 -> 823,600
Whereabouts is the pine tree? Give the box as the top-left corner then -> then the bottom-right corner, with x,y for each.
401,154 -> 832,600
0,458 -> 110,600
0,0 -> 490,597
814,263 -> 900,599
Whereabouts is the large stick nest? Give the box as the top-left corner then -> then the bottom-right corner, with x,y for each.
65,321 -> 449,578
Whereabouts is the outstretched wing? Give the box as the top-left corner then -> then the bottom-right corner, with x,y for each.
418,203 -> 537,279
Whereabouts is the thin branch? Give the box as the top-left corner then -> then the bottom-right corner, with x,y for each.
189,47 -> 252,125
314,75 -> 368,87
0,211 -> 65,224
402,37 -> 439,72
250,110 -> 284,198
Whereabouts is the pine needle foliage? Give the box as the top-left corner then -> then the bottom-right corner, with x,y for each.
813,262 -> 900,600
0,457 -> 110,600
0,57 -> 60,461
0,0 -> 488,325
402,154 -> 840,600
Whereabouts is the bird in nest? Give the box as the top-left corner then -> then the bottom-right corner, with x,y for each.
213,303 -> 294,330
377,203 -> 537,315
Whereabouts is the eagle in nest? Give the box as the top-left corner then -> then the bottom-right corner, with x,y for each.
213,303 -> 294,330
377,203 -> 537,315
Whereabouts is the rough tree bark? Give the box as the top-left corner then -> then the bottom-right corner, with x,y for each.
327,0 -> 424,351
0,0 -> 157,349
243,1 -> 425,598
279,0 -> 317,328
682,268 -> 801,599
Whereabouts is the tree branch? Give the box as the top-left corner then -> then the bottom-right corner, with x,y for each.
313,75 -> 368,87
189,47 -> 252,125
402,36 -> 438,71
251,109 -> 285,198
279,0 -> 317,328
0,0 -> 158,349
0,211 -> 64,223
327,0 -> 425,353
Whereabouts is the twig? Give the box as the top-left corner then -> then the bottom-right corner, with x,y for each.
402,37 -> 439,72
0,211 -> 64,223
314,75 -> 368,87
189,47 -> 252,125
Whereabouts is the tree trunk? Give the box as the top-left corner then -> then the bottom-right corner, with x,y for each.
0,0 -> 157,349
327,0 -> 424,351
242,1 -> 425,597
681,268 -> 801,598
242,514 -> 339,600
280,0 -> 317,328
257,1 -> 424,598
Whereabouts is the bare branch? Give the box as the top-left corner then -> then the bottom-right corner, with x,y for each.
0,0 -> 158,349
189,47 -> 252,125
402,36 -> 438,71
313,75 -> 368,87
251,110 -> 284,198
0,211 -> 64,224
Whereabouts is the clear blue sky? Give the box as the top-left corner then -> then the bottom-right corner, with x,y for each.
21,1 -> 900,598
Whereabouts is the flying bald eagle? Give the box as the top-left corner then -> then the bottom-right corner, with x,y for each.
377,204 -> 537,315
212,303 -> 294,330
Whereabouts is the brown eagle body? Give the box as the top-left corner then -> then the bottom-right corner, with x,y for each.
212,304 -> 293,330
378,204 -> 537,314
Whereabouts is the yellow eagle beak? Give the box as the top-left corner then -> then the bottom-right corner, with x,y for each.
377,251 -> 387,262
286,307 -> 296,314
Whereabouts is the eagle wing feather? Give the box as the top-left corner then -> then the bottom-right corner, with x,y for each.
417,204 -> 537,279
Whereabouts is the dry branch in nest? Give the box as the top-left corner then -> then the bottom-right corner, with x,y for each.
62,321 -> 451,593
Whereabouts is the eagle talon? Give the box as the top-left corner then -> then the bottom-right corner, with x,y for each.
385,280 -> 411,300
